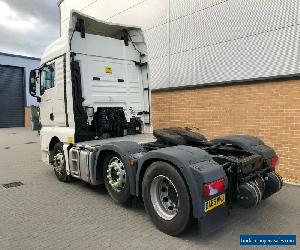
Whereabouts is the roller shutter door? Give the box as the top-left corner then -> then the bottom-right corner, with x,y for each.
0,65 -> 25,127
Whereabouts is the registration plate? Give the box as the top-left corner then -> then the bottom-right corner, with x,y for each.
204,193 -> 226,212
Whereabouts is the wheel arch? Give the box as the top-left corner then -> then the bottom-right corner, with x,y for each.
49,136 -> 61,151
94,149 -> 116,184
136,147 -> 204,219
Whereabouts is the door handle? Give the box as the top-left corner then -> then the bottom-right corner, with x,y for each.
50,113 -> 54,121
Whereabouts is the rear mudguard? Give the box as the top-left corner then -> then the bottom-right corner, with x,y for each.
211,135 -> 276,159
136,145 -> 227,219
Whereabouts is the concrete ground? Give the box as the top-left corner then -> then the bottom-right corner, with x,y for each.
0,128 -> 299,250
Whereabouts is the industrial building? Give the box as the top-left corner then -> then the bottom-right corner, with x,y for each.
0,52 -> 40,128
57,0 -> 300,182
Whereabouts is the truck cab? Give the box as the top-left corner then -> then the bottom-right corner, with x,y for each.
30,11 -> 151,164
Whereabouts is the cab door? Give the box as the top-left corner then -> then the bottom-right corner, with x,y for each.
39,63 -> 55,127
39,59 -> 66,127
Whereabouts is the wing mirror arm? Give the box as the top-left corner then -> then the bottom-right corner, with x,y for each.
29,69 -> 41,102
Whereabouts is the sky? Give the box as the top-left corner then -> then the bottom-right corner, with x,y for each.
0,0 -> 60,58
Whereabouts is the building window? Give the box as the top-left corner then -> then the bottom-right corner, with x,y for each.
40,64 -> 55,95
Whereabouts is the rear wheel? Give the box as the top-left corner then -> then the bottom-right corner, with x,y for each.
142,161 -> 191,236
103,153 -> 131,204
52,142 -> 72,182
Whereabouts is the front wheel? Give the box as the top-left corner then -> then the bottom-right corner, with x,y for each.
52,142 -> 72,182
142,161 -> 192,236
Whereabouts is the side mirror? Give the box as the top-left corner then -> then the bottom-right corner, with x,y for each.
29,70 -> 37,97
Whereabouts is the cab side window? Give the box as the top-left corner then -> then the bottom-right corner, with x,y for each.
40,64 -> 55,95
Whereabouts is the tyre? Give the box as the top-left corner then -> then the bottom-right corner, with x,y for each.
52,142 -> 72,182
142,161 -> 191,236
103,153 -> 131,204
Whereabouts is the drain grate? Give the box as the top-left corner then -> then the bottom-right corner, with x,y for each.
2,182 -> 24,189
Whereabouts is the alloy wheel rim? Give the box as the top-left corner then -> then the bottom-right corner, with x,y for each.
150,175 -> 179,220
53,152 -> 64,175
106,157 -> 126,192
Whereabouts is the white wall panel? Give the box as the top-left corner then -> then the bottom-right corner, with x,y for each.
144,24 -> 169,59
170,0 -> 226,21
170,25 -> 300,88
148,56 -> 169,90
82,0 -> 145,22
108,0 -> 168,30
170,0 -> 298,54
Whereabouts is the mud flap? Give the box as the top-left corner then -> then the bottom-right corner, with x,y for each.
198,206 -> 229,235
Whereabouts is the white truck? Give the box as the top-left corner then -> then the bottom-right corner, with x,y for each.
29,11 -> 283,236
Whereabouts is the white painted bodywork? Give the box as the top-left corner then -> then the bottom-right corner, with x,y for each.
40,127 -> 75,163
39,35 -> 75,163
72,31 -> 148,122
38,11 -> 150,164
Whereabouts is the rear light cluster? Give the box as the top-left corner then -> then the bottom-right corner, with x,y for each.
203,178 -> 225,198
271,156 -> 279,169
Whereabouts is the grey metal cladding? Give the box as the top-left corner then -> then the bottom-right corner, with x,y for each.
170,0 -> 298,54
144,23 -> 169,89
108,0 -> 169,30
170,25 -> 299,88
149,55 -> 169,90
89,0 -> 146,21
170,0 -> 228,21
167,0 -> 300,89
144,24 -> 169,59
